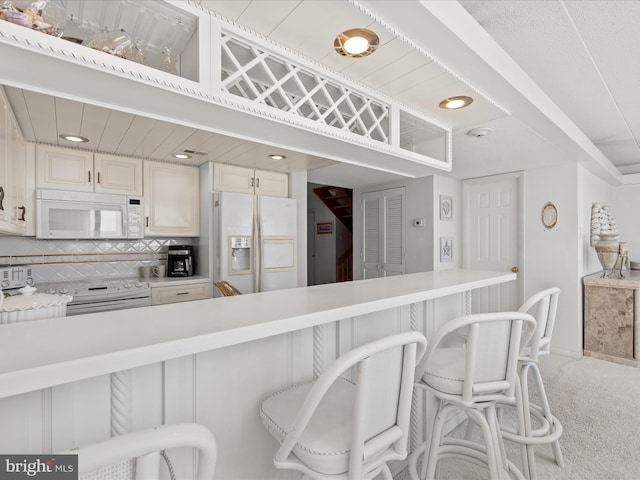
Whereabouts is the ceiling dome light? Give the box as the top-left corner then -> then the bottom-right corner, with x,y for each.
439,96 -> 474,110
172,153 -> 192,159
467,127 -> 493,138
59,134 -> 89,143
269,154 -> 286,160
334,28 -> 379,58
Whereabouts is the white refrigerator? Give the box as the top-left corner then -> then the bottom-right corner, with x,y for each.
213,191 -> 297,294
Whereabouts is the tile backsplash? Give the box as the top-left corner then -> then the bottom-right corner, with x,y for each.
0,237 -> 193,283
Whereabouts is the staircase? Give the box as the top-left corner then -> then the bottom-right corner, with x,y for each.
336,247 -> 353,283
313,186 -> 353,232
314,185 -> 353,282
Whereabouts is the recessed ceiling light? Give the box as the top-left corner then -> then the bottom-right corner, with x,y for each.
172,153 -> 192,159
334,28 -> 379,58
439,96 -> 474,110
269,154 -> 286,160
59,134 -> 89,143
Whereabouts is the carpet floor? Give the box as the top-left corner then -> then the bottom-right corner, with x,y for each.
395,353 -> 640,479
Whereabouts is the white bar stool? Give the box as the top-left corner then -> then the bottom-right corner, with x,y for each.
67,423 -> 217,480
409,312 -> 536,480
260,331 -> 427,479
499,287 -> 564,480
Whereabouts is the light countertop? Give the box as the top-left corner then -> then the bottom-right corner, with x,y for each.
583,270 -> 640,288
145,275 -> 210,287
0,269 -> 515,399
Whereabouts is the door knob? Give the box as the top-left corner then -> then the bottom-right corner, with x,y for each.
511,266 -> 519,273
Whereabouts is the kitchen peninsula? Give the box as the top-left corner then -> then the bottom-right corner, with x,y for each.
0,269 -> 514,478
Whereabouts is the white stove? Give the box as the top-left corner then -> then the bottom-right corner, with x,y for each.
37,278 -> 151,316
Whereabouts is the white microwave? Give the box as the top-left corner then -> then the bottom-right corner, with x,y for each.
36,189 -> 144,239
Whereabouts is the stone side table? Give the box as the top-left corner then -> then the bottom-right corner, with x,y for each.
583,271 -> 640,366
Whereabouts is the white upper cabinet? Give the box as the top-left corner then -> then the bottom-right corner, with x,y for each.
254,169 -> 289,197
36,145 -> 142,196
0,86 -> 29,235
93,153 -> 143,196
0,88 -> 8,228
213,164 -> 288,198
143,161 -> 199,237
8,113 -> 27,234
36,145 -> 93,192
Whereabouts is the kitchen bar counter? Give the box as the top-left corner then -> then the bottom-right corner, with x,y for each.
0,269 -> 513,400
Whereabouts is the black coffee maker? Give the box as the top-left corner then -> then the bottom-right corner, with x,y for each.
167,245 -> 195,277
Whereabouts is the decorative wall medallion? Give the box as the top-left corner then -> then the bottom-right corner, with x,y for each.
542,202 -> 558,229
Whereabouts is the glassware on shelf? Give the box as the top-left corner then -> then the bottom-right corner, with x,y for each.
85,28 -> 132,58
41,0 -> 66,37
159,47 -> 177,75
125,37 -> 147,65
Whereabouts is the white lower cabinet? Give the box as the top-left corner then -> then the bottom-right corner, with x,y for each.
151,282 -> 211,305
143,161 -> 200,237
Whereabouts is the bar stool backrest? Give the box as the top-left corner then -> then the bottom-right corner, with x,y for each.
272,331 -> 427,478
518,287 -> 560,360
417,312 -> 536,405
67,423 -> 217,480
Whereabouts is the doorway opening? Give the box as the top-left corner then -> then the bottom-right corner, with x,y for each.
307,183 -> 353,285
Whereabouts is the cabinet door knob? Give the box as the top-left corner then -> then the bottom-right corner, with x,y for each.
146,216 -> 149,227
97,172 -> 101,184
18,206 -> 25,221
88,171 -> 91,183
511,266 -> 519,273
256,178 -> 260,188
250,177 -> 255,187
0,186 -> 4,211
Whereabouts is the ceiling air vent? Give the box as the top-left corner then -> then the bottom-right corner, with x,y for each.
183,149 -> 207,155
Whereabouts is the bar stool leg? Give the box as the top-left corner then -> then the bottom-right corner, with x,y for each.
531,363 -> 564,468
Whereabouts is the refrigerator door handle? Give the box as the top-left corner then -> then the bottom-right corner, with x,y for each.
254,196 -> 261,293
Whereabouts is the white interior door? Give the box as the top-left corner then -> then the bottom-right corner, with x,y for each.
463,173 -> 522,312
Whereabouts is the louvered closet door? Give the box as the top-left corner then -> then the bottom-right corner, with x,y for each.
362,191 -> 382,279
382,188 -> 405,276
362,188 -> 405,278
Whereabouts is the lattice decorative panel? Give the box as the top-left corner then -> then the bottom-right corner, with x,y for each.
221,33 -> 390,143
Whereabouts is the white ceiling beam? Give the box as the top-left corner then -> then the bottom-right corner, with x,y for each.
356,0 -> 623,185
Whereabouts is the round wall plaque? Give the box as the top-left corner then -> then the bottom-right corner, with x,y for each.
542,202 -> 558,229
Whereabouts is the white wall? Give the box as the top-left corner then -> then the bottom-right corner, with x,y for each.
432,175 -> 461,270
578,166 -> 614,276
523,163 -> 582,357
613,184 -> 640,261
